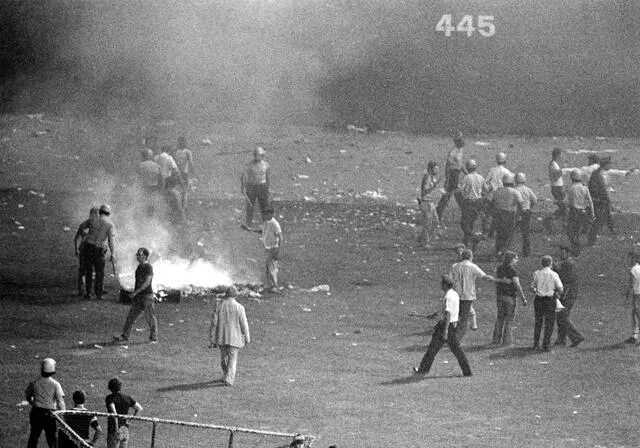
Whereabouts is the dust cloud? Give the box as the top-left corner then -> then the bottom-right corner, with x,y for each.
2,0 -> 639,136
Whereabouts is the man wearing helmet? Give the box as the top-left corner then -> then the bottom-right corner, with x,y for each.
491,173 -> 524,257
566,169 -> 595,255
458,159 -> 487,248
135,148 -> 162,217
483,152 -> 513,237
25,358 -> 66,448
241,146 -> 271,231
514,173 -> 537,258
81,204 -> 115,300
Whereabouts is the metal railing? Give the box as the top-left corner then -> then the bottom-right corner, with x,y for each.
53,410 -> 315,447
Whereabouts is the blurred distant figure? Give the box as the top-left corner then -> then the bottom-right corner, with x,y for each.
114,247 -> 158,344
241,146 -> 271,231
544,147 -> 566,233
263,208 -> 283,294
458,159 -> 487,249
156,145 -> 186,224
58,390 -> 102,448
530,255 -> 563,352
81,204 -> 115,300
625,251 -> 640,344
74,206 -> 99,297
418,160 -> 442,246
565,169 -> 594,255
209,286 -> 251,386
514,173 -> 537,257
553,245 -> 584,347
105,377 -> 143,448
174,136 -> 195,214
412,275 -> 472,377
435,131 -> 466,222
25,358 -> 65,448
491,173 -> 523,257
587,156 -> 613,245
135,148 -> 162,217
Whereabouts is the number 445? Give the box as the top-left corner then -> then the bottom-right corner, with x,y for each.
436,15 -> 495,37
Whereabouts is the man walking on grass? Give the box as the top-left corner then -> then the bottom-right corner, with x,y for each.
413,275 -> 472,377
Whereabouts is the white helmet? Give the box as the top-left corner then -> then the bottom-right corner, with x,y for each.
41,358 -> 56,374
496,152 -> 507,164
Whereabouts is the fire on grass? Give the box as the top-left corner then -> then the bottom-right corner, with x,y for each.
117,257 -> 264,303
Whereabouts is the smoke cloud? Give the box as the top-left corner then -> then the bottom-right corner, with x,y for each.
1,0 -> 639,135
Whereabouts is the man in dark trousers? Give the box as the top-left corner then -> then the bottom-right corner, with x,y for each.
113,247 -> 158,344
81,204 -> 115,300
587,156 -> 612,246
436,131 -> 467,222
553,245 -> 584,347
412,275 -> 472,377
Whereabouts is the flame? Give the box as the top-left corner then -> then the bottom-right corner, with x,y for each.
118,258 -> 233,291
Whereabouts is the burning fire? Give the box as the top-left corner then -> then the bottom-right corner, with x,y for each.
118,258 -> 233,292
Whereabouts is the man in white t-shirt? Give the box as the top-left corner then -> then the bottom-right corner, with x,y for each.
262,208 -> 283,294
450,249 -> 500,341
530,255 -> 563,352
413,275 -> 472,377
544,147 -> 566,233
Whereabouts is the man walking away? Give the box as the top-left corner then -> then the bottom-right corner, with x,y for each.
530,255 -> 563,352
81,204 -> 115,300
74,207 -> 99,297
491,173 -> 524,258
514,173 -> 537,257
412,275 -> 472,377
587,156 -> 613,246
565,169 -> 595,256
436,131 -> 467,222
105,377 -> 142,448
544,147 -> 566,233
458,159 -> 487,249
553,245 -> 584,347
209,286 -> 251,386
262,208 -> 283,294
58,390 -> 102,448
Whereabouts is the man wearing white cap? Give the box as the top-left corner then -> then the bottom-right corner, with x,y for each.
25,358 -> 66,448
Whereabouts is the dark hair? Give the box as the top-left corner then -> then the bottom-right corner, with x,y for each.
161,145 -> 172,153
461,249 -> 473,260
587,154 -> 599,165
108,377 -> 123,393
502,251 -> 517,266
541,255 -> 553,267
427,161 -> 438,174
552,147 -> 562,159
72,390 -> 86,404
137,247 -> 150,257
629,251 -> 640,264
441,274 -> 454,289
177,136 -> 187,148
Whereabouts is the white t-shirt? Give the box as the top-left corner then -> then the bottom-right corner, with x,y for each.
442,289 -> 460,323
450,260 -> 487,301
263,218 -> 282,249
631,264 -> 640,294
531,267 -> 563,297
549,160 -> 564,187
154,153 -> 179,179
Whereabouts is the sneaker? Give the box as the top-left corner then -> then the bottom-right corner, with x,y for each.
149,340 -> 158,344
269,287 -> 282,294
463,372 -> 473,377
240,224 -> 250,231
532,344 -> 539,351
624,336 -> 639,344
412,367 -> 425,376
569,337 -> 584,348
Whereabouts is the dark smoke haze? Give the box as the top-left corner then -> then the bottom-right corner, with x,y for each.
1,0 -> 639,135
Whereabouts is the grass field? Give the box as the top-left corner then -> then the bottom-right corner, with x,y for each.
1,116 -> 640,447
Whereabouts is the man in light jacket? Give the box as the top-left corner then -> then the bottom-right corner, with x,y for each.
209,286 -> 251,386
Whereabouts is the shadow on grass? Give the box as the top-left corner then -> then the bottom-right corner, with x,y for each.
400,344 -> 429,353
488,346 -> 542,359
580,341 -> 630,352
157,380 -> 229,392
380,373 -> 462,386
70,340 -> 157,350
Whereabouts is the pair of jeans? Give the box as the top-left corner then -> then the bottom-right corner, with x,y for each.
588,200 -> 610,244
245,183 -> 270,227
517,210 -> 532,257
265,248 -> 279,289
417,321 -> 471,376
456,300 -> 473,342
107,425 -> 129,448
533,296 -> 556,349
460,199 -> 483,247
567,207 -> 591,255
81,243 -> 106,298
219,345 -> 240,385
493,209 -> 516,255
493,295 -> 516,345
555,291 -> 582,344
122,294 -> 158,341
27,407 -> 56,448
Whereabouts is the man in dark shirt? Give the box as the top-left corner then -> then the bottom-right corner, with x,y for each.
113,247 -> 158,344
553,245 -> 584,347
105,377 -> 143,448
492,251 -> 527,346
587,156 -> 612,246
59,390 -> 102,448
